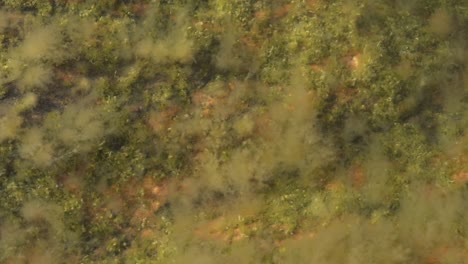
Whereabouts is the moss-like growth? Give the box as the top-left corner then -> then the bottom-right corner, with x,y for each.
0,0 -> 467,263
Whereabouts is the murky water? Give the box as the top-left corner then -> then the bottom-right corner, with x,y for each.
0,1 -> 467,263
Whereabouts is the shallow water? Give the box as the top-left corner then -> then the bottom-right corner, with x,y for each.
0,1 -> 467,263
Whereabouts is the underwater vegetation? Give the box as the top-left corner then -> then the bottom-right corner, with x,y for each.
0,0 -> 468,263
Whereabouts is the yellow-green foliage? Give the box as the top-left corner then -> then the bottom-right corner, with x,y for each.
215,24 -> 242,70
233,114 -> 254,137
14,92 -> 38,113
21,200 -> 64,234
55,100 -> 106,151
0,110 -> 22,142
19,127 -> 54,167
0,0 -> 467,263
168,79 -> 333,200
135,9 -> 194,64
16,64 -> 53,91
13,25 -> 63,63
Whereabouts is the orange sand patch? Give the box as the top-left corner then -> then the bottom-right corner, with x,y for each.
453,172 -> 468,184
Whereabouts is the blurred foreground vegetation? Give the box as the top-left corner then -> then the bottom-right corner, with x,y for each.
0,0 -> 468,263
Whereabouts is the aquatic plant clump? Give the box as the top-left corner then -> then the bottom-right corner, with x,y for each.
0,0 -> 467,263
